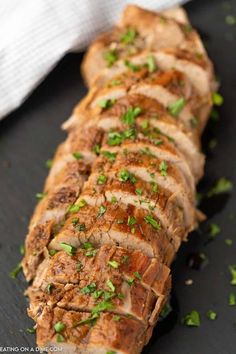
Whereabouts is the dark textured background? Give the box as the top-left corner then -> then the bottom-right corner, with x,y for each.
0,0 -> 236,352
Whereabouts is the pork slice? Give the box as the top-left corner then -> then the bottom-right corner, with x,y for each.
48,202 -> 176,264
36,306 -> 149,354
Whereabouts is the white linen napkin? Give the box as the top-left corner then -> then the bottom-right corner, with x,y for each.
0,0 -> 189,120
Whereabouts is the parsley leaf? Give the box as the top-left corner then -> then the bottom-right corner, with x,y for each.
108,260 -> 119,269
159,161 -> 168,177
81,283 -> 97,295
122,107 -> 142,125
97,174 -> 107,185
229,265 -> 236,285
168,98 -> 186,117
124,59 -> 141,72
104,50 -> 118,67
102,150 -> 117,161
146,55 -> 157,73
182,310 -> 200,327
9,263 -> 22,279
206,310 -> 217,320
120,28 -> 137,44
229,293 -> 236,306
72,151 -> 83,160
207,177 -> 233,197
144,214 -> 161,230
60,243 -> 76,256
97,205 -> 106,217
98,98 -> 116,109
54,322 -> 65,333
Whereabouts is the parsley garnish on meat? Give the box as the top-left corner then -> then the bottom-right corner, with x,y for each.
108,260 -> 119,269
146,55 -> 157,73
108,131 -> 124,146
46,283 -> 53,294
118,169 -> 136,183
97,174 -> 107,185
49,249 -> 58,256
56,334 -> 65,343
107,279 -> 116,292
54,322 -> 65,333
72,151 -> 83,160
229,265 -> 236,285
98,98 -> 116,109
113,315 -> 121,321
134,271 -> 142,280
124,59 -> 141,72
106,351 -> 116,354
127,216 -> 137,226
111,196 -> 118,203
68,199 -> 87,213
120,28 -> 137,44
102,150 -> 117,161
104,49 -> 118,67
159,161 -> 168,177
81,283 -> 97,295
93,144 -> 101,155
144,215 -> 161,230
135,188 -> 142,196
97,205 -> 106,217
126,278 -> 135,286
122,107 -> 142,125
182,310 -> 201,327
60,243 -> 76,256
168,98 -> 186,117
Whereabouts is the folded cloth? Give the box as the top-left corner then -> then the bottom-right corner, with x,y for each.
0,0 -> 189,120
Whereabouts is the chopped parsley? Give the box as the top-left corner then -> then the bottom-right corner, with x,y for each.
56,334 -> 65,343
108,260 -> 119,269
77,262 -> 83,272
98,98 -> 116,109
93,144 -> 101,155
118,169 -> 136,183
113,315 -> 121,321
159,161 -> 168,177
60,242 -> 76,256
127,216 -> 137,226
182,310 -> 200,327
229,265 -> 236,285
212,92 -> 224,106
97,205 -> 106,217
102,150 -> 117,161
106,279 -> 115,292
106,351 -> 116,354
229,293 -> 236,306
146,55 -> 157,73
135,188 -> 142,196
97,174 -> 107,185
225,15 -> 236,25
124,59 -> 141,72
54,322 -> 65,333
45,159 -> 53,169
206,310 -> 217,320
26,327 -> 36,334
46,283 -> 53,294
36,192 -> 47,201
108,131 -> 123,146
68,199 -> 87,213
134,271 -> 142,280
9,263 -> 22,279
126,278 -> 135,286
81,283 -> 97,295
92,299 -> 114,314
121,255 -> 129,264
150,181 -> 158,193
49,249 -> 58,256
225,239 -> 233,246
120,28 -> 137,44
19,244 -> 25,256
109,79 -> 122,86
144,215 -> 161,230
122,106 -> 142,125
207,177 -> 233,197
104,49 -> 118,67
111,196 -> 118,203
75,313 -> 99,327
168,98 -> 186,117
159,301 -> 172,320
72,151 -> 83,160
209,223 -> 221,237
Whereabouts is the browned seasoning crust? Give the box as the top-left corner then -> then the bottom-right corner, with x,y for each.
22,5 -> 216,353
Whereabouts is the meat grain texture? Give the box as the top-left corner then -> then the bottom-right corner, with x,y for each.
22,5 -> 216,353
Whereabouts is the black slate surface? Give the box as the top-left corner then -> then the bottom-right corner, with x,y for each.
0,0 -> 236,352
